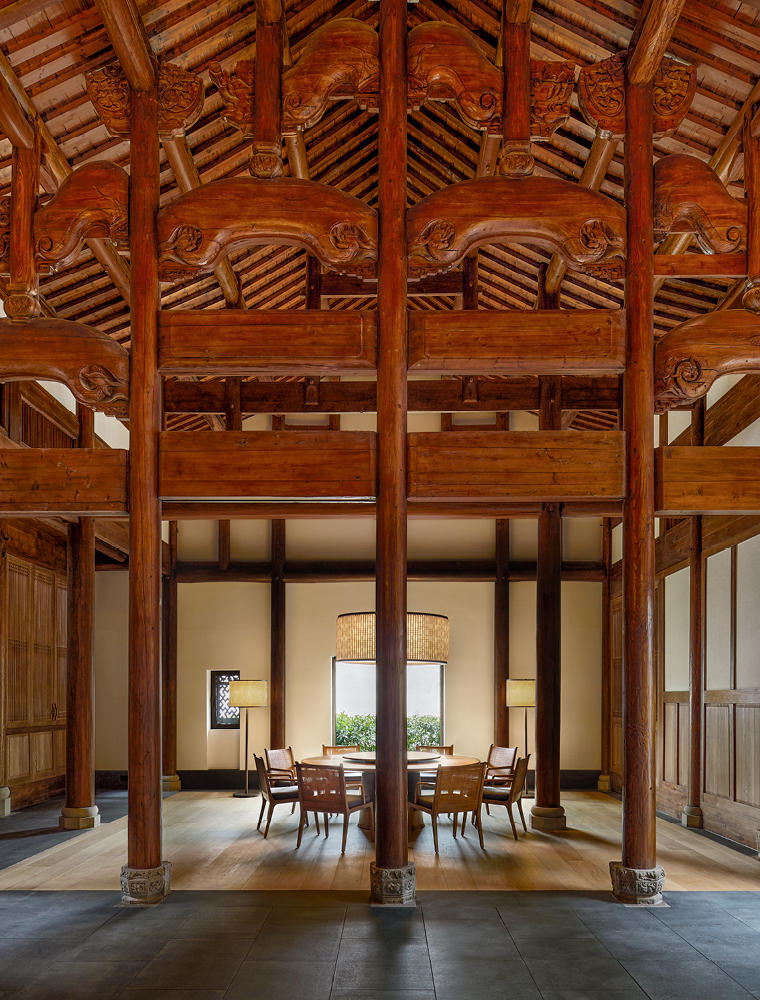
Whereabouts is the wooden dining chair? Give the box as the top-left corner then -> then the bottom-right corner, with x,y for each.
254,754 -> 302,838
416,744 -> 454,789
410,761 -> 487,853
296,761 -> 374,854
484,744 -> 518,786
321,744 -> 363,791
265,746 -> 297,786
480,755 -> 530,840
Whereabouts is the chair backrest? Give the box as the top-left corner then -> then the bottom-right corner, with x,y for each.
254,754 -> 271,798
296,761 -> 348,814
486,744 -> 518,777
266,746 -> 296,772
507,755 -> 530,805
416,745 -> 454,755
322,744 -> 360,756
433,761 -> 486,815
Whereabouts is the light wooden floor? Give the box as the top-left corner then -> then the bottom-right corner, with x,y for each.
0,790 -> 757,892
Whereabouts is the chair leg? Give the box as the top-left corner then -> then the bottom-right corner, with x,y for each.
341,813 -> 349,855
263,802 -> 275,839
257,797 -> 266,830
461,812 -> 467,837
486,803 -> 491,816
432,814 -> 439,854
476,811 -> 485,850
369,805 -> 375,843
452,812 -> 458,838
297,809 -> 305,848
314,812 -> 320,835
517,798 -> 527,831
507,803 -> 519,841
291,802 -> 296,814
324,813 -> 329,838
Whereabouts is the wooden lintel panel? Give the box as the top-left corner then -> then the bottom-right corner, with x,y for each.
159,431 -> 376,500
158,310 -> 377,374
408,431 -> 625,501
653,253 -> 747,278
0,449 -> 128,515
656,446 -> 760,514
408,309 -> 625,374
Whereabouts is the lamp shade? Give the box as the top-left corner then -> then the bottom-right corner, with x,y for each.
336,612 -> 449,663
228,679 -> 268,708
506,678 -> 535,708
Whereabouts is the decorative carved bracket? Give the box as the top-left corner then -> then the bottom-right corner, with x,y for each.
578,52 -> 696,137
653,154 -> 746,253
34,161 -> 129,271
654,309 -> 760,412
0,317 -> 129,415
86,61 -> 204,138
0,196 -> 11,274
407,177 -> 625,278
157,177 -> 377,279
530,59 -> 576,140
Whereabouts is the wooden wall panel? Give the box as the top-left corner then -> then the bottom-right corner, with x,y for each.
7,559 -> 29,725
6,733 -> 29,782
704,703 -> 732,798
735,705 -> 760,807
55,577 -> 67,719
31,731 -> 53,778
53,727 -> 66,772
677,702 -> 690,787
663,701 -> 678,784
656,446 -> 760,515
32,568 -> 54,724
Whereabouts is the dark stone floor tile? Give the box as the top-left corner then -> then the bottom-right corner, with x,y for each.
431,957 -> 539,1000
65,929 -> 174,964
0,940 -> 84,991
253,922 -> 343,961
539,991 -> 648,1000
225,958 -> 335,1000
174,904 -> 270,938
343,905 -> 425,942
17,960 -> 146,998
331,992 -> 435,1000
119,992 -> 225,999
333,944 -> 433,992
424,918 -> 519,959
523,947 -> 634,991
712,957 -> 760,994
420,899 -> 501,921
621,957 -> 755,1000
131,938 -> 252,990
506,913 -> 595,944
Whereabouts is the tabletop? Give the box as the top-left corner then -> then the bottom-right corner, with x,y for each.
301,752 -> 480,770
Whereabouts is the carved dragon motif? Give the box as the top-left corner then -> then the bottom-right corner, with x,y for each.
653,153 -> 746,253
654,310 -> 760,411
86,61 -> 204,138
34,161 -> 129,271
0,317 -> 129,415
578,52 -> 696,136
407,177 -> 625,277
0,196 -> 11,271
158,177 -> 377,279
530,59 -> 576,139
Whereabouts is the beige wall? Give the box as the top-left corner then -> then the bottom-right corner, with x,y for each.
93,572 -> 129,770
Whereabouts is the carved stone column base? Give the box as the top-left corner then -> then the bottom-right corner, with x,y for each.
610,861 -> 666,904
597,774 -> 611,792
59,806 -> 100,830
530,805 -> 567,831
370,862 -> 416,905
0,787 -> 10,818
162,774 -> 182,792
120,861 -> 172,905
681,805 -> 703,829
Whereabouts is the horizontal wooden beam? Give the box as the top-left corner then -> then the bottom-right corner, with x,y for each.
653,253 -> 747,278
320,272 -> 462,298
163,375 -> 621,414
159,431 -> 376,500
656,446 -> 760,514
408,431 -> 625,502
158,310 -> 376,375
408,310 -> 625,374
0,449 -> 128,515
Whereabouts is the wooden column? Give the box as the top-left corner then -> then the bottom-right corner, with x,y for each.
610,76 -> 664,904
270,519 -> 286,748
217,379 -> 241,573
60,405 -> 99,831
251,0 -> 283,178
500,0 -> 533,177
7,125 -> 40,321
598,518 -> 612,791
371,0 -> 412,905
682,400 -> 705,829
123,85 -> 169,904
161,521 -> 180,791
530,376 -> 566,830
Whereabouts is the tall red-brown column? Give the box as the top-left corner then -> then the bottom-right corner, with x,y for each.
682,400 -> 704,829
372,0 -> 412,904
122,85 -> 169,904
610,76 -> 664,904
531,376 -> 566,831
60,405 -> 99,831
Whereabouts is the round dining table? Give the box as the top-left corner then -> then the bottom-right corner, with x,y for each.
301,751 -> 480,830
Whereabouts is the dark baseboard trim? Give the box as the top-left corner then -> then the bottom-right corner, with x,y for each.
95,771 -> 128,790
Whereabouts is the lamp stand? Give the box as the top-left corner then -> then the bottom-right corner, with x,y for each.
233,707 -> 256,798
523,707 -> 533,799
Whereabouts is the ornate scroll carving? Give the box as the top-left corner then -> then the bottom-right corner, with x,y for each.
0,317 -> 129,415
34,161 -> 129,271
158,177 -> 377,279
654,310 -> 760,411
407,22 -> 501,131
86,62 -> 204,138
407,177 -> 625,278
653,154 -> 746,253
578,53 -> 696,136
209,59 -> 255,135
0,196 -> 11,272
530,59 -> 576,139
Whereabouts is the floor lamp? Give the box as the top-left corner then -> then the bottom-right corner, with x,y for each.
506,678 -> 535,796
228,680 -> 268,798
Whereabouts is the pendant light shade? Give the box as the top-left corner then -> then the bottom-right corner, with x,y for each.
336,612 -> 449,663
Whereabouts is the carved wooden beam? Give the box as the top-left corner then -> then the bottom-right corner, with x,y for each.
742,105 -> 760,312
0,449 -> 128,515
627,0 -> 688,86
93,0 -> 155,91
501,0 -> 533,176
251,0 -> 283,177
158,309 -> 376,374
654,309 -> 760,412
157,178 -> 377,280
408,309 -> 625,373
407,177 -> 625,278
655,446 -> 760,515
6,128 -> 39,320
0,317 -> 128,414
407,430 -> 625,502
159,431 -> 377,500
0,75 -> 35,149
